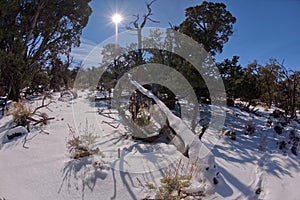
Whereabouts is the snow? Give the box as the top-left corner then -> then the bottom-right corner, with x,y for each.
2,126 -> 28,144
1,91 -> 300,200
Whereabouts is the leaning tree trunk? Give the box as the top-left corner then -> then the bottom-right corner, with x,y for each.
114,77 -> 220,185
128,78 -> 214,160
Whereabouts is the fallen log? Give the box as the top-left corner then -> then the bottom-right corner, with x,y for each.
7,132 -> 23,140
127,77 -> 219,185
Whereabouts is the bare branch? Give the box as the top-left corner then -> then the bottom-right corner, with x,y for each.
24,0 -> 48,45
129,0 -> 159,29
133,14 -> 140,29
31,94 -> 52,115
32,117 -> 55,126
141,0 -> 158,28
148,17 -> 160,24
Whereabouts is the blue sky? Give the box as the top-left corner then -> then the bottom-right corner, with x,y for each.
73,0 -> 300,70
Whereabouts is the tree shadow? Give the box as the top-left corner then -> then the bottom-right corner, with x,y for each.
109,142 -> 174,200
217,165 -> 254,198
58,156 -> 108,200
213,106 -> 300,198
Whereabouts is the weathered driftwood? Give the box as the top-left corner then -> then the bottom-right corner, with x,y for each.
128,78 -> 219,185
128,78 -> 212,160
19,94 -> 55,132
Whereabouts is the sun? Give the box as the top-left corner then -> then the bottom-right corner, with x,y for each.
112,13 -> 122,24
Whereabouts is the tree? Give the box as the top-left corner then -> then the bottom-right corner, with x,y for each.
0,0 -> 92,100
126,0 -> 159,65
236,61 -> 261,109
179,1 -> 236,56
258,59 -> 281,107
276,62 -> 299,119
217,56 -> 243,98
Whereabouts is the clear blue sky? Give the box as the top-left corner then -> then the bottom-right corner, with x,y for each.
74,0 -> 300,70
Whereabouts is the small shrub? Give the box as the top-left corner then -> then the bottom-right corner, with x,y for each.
67,121 -> 103,159
289,128 -> 296,139
279,141 -> 286,150
274,125 -> 283,134
140,159 -> 206,200
266,118 -> 272,127
259,134 -> 268,151
273,109 -> 284,118
10,102 -> 32,127
8,96 -> 53,131
224,130 -> 236,140
159,173 -> 192,199
226,98 -> 234,107
291,146 -> 297,156
291,137 -> 299,156
146,183 -> 157,190
245,123 -> 255,135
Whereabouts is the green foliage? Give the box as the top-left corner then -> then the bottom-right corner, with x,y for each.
217,56 -> 243,98
30,70 -> 52,92
258,60 -> 281,107
159,174 -> 192,199
179,1 -> 236,56
140,159 -> 205,199
234,62 -> 261,108
0,0 -> 92,100
145,183 -> 157,190
218,56 -> 299,119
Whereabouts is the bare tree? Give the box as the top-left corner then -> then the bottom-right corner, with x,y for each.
126,0 -> 159,65
125,0 -> 159,120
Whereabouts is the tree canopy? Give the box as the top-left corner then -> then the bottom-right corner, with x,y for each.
179,1 -> 236,56
0,0 -> 92,100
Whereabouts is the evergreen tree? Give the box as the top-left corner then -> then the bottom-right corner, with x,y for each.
179,1 -> 236,56
217,56 -> 243,98
0,0 -> 92,100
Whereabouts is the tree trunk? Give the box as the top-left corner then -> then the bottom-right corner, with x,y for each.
8,82 -> 20,101
137,28 -> 143,65
291,77 -> 297,119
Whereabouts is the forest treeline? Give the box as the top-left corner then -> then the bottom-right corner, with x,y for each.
0,1 -> 299,118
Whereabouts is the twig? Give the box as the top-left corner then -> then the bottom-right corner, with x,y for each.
32,94 -> 52,115
102,120 -> 120,129
22,133 -> 29,149
32,117 -> 55,126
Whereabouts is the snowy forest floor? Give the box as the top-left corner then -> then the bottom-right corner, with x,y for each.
0,90 -> 300,200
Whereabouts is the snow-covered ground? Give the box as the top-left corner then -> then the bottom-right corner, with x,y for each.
0,91 -> 299,200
